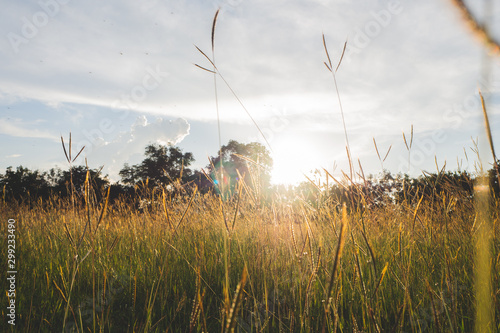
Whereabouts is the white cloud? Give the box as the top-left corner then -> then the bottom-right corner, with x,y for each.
82,116 -> 190,181
0,0 -> 497,129
0,0 -> 499,182
0,118 -> 57,141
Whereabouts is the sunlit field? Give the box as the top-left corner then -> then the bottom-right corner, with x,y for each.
1,152 -> 500,332
2,3 -> 500,333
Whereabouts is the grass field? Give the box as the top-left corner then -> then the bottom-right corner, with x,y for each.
2,7 -> 500,332
1,168 -> 499,332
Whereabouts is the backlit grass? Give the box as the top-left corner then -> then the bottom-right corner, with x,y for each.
1,176 -> 498,332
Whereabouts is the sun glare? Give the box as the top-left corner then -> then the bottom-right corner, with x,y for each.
270,136 -> 321,185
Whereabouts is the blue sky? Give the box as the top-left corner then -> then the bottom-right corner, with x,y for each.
1,0 -> 499,184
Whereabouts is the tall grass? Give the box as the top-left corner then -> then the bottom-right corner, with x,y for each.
1,164 -> 498,331
474,90 -> 497,332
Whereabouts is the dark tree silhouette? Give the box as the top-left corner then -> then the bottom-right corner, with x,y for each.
0,165 -> 109,203
49,166 -> 109,198
488,159 -> 500,198
0,166 -> 50,201
119,144 -> 194,187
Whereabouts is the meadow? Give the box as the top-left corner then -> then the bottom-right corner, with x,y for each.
1,161 -> 499,332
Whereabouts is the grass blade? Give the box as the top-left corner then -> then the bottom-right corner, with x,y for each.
373,138 -> 381,161
194,63 -> 216,73
383,145 -> 392,162
231,187 -> 241,231
93,186 -> 110,235
215,71 -> 273,152
61,135 -> 70,163
322,33 -> 333,70
322,204 -> 348,333
194,45 -> 216,68
372,262 -> 389,297
449,0 -> 500,54
69,132 -> 72,161
225,266 -> 248,333
335,39 -> 347,72
174,187 -> 197,235
72,146 -> 85,163
162,189 -> 173,230
479,90 -> 500,189
212,9 -> 220,52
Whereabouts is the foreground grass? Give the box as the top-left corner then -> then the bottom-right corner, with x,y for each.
1,183 -> 499,332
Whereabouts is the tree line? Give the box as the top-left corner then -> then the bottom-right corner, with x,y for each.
1,139 -> 499,206
0,140 -> 273,203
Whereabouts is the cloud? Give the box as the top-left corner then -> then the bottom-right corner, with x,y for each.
0,118 -> 57,141
1,0 -> 499,182
82,116 -> 190,181
0,0 -> 495,132
0,1 -> 415,121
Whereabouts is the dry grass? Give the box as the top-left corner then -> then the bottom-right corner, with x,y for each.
1,171 -> 499,332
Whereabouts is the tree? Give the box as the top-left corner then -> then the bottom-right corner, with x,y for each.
50,166 -> 109,198
0,165 -> 110,203
208,140 -> 273,193
488,159 -> 500,198
0,166 -> 50,201
119,144 -> 194,187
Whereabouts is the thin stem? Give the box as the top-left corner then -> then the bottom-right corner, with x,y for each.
212,52 -> 224,192
331,71 -> 353,180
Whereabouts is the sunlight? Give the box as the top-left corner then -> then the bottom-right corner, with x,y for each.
270,136 -> 321,185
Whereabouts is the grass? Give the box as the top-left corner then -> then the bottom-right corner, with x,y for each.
1,168 -> 499,332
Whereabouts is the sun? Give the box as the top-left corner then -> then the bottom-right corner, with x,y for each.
270,136 -> 321,185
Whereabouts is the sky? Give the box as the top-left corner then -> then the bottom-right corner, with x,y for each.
1,0 -> 499,185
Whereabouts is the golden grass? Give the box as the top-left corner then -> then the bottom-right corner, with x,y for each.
3,174 -> 498,331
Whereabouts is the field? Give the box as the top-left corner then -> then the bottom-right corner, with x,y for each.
1,169 -> 499,332
2,5 -> 500,332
